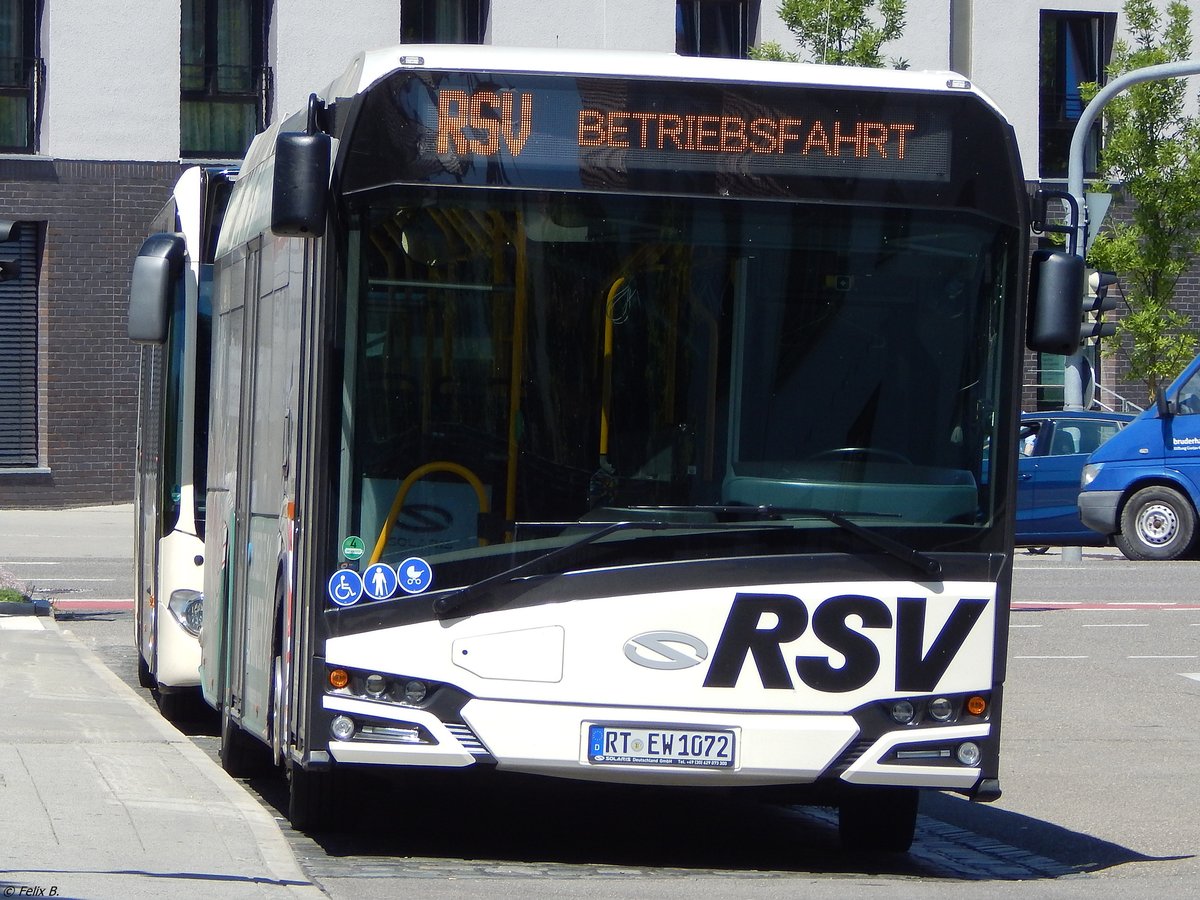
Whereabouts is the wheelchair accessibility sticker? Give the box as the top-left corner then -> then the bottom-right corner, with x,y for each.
328,568 -> 364,607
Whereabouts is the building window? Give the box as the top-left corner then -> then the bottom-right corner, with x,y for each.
1039,11 -> 1115,179
0,220 -> 41,467
181,0 -> 270,159
676,1 -> 757,58
402,0 -> 488,44
0,0 -> 42,153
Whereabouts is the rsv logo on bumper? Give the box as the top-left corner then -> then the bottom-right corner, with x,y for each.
625,631 -> 710,670
687,591 -> 989,693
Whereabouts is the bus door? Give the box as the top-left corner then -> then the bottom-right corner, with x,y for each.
134,344 -> 162,661
238,239 -> 288,741
224,237 -> 263,722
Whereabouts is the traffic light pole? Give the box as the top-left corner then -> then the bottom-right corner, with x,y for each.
1059,60 -> 1200,561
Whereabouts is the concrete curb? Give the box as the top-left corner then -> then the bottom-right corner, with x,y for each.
0,596 -> 52,616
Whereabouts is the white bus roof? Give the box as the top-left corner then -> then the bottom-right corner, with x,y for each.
321,44 -> 1004,116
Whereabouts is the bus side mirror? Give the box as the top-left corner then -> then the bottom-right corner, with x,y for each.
1027,249 -> 1085,355
128,232 -> 185,344
272,131 -> 330,238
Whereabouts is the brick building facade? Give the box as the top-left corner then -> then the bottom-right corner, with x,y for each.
0,160 -> 180,505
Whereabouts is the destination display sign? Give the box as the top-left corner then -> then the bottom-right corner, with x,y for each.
342,72 -> 958,198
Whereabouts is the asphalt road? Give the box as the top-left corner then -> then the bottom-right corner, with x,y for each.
13,524 -> 1200,899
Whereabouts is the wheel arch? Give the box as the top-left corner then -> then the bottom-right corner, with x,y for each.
1115,475 -> 1200,527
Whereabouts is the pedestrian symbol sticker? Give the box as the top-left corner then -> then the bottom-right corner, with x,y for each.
363,562 -> 399,601
328,568 -> 364,607
341,536 -> 366,561
397,557 -> 433,594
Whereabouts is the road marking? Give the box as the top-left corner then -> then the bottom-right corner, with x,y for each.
1013,601 -> 1200,611
1129,655 -> 1198,659
1014,655 -> 1088,659
27,580 -> 115,588
50,598 -> 134,611
1010,623 -> 1042,628
1082,622 -> 1148,628
1182,674 -> 1200,683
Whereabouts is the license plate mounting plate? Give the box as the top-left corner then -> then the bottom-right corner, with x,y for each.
586,724 -> 735,768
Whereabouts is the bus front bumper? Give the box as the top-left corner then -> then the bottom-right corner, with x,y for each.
322,695 -> 990,791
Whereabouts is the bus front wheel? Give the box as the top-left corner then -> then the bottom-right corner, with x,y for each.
288,764 -> 338,831
838,787 -> 919,853
220,704 -> 269,778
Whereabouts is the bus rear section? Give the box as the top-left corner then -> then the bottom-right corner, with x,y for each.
129,166 -> 234,717
205,47 -> 1032,849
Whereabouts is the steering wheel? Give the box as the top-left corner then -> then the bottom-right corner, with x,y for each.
807,447 -> 913,465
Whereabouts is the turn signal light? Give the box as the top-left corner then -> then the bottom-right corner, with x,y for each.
966,695 -> 988,716
328,668 -> 350,689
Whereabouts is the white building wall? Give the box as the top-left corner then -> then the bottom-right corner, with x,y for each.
26,0 -> 1200,174
888,1 -> 951,72
271,0 -> 400,120
489,0 -> 675,51
42,0 -> 180,161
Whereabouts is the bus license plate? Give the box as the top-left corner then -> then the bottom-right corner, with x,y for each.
586,724 -> 735,768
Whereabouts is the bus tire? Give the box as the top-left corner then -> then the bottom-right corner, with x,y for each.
270,654 -> 286,767
1115,486 -> 1196,561
838,787 -> 918,853
220,704 -> 269,778
288,764 -> 338,831
156,689 -> 186,722
137,652 -> 155,689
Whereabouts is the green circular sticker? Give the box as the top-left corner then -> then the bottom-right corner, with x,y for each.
341,536 -> 366,561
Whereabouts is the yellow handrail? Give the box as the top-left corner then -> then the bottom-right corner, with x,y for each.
600,277 -> 624,462
369,461 -> 489,565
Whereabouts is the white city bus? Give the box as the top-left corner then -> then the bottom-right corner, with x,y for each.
128,166 -> 236,717
169,45 -> 1067,848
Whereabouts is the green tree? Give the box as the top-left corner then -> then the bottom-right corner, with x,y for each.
1084,0 -> 1200,399
752,0 -> 906,67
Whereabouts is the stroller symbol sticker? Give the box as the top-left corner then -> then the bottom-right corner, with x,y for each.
397,557 -> 433,594
327,569 -> 364,607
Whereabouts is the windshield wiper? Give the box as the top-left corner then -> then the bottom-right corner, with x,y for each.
431,505 -> 941,620
633,505 -> 943,580
432,518 -> 792,619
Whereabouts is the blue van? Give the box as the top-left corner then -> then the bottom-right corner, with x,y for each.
1078,355 -> 1200,560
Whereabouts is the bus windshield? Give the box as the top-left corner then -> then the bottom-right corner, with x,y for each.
339,187 -> 1016,576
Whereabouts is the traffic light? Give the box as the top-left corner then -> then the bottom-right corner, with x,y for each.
1081,268 -> 1118,344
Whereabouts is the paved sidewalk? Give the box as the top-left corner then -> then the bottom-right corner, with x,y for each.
0,505 -> 322,900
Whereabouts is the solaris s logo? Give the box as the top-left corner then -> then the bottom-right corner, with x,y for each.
624,631 -> 709,670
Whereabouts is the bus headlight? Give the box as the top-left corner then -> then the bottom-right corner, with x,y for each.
928,697 -> 954,721
167,589 -> 203,636
1081,462 -> 1103,488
